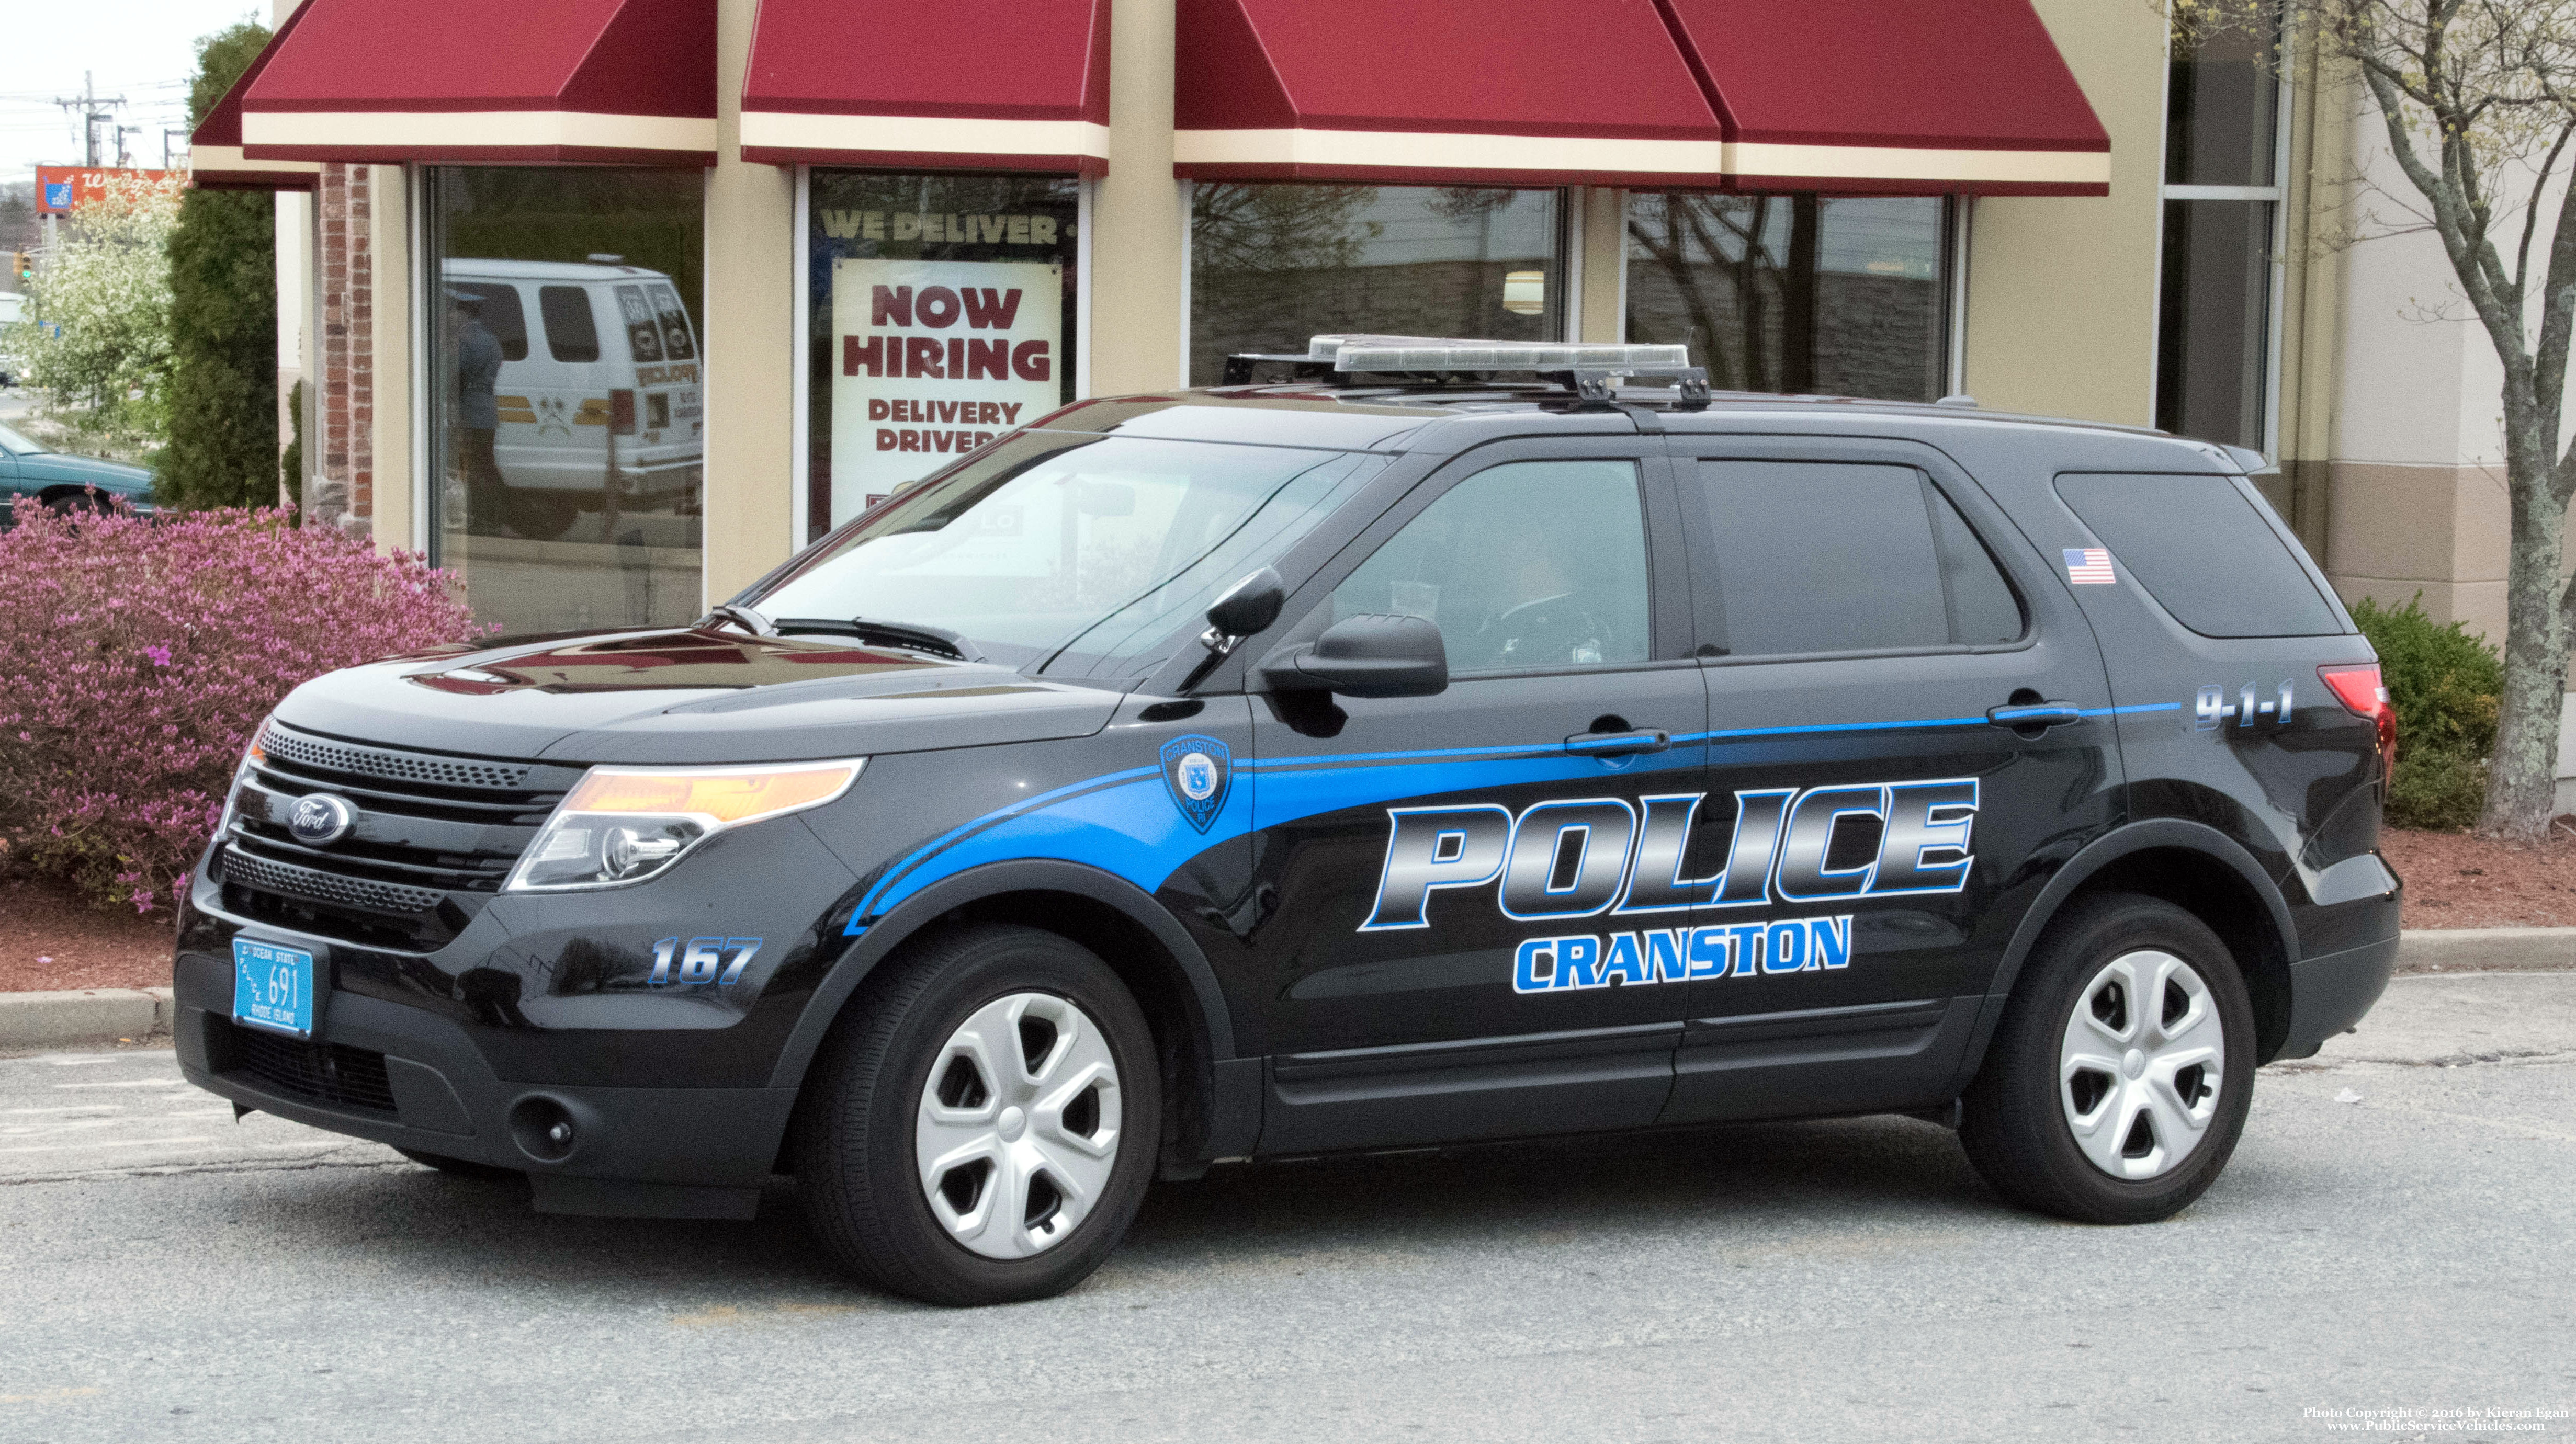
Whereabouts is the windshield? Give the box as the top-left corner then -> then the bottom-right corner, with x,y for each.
751,433 -> 1388,676
0,422 -> 47,457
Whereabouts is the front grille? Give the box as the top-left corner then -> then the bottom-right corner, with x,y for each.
216,1019 -> 398,1113
217,724 -> 581,950
258,727 -> 535,791
223,849 -> 445,916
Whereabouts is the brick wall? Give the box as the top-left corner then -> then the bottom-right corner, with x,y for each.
312,163 -> 372,536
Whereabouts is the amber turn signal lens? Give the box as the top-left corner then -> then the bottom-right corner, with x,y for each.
563,764 -> 858,825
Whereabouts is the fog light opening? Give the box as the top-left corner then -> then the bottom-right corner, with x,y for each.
509,1096 -> 580,1163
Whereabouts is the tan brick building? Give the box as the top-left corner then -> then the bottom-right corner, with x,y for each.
190,0 -> 2576,805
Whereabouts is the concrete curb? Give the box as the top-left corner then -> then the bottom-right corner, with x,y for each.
2396,927 -> 2576,974
0,988 -> 175,1051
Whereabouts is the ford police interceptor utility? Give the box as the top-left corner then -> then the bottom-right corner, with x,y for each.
177,337 -> 2401,1306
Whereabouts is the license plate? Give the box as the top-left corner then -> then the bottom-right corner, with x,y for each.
232,938 -> 317,1038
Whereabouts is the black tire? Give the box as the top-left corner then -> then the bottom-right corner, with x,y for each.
795,924 -> 1161,1306
1960,892 -> 2256,1224
503,487 -> 580,540
395,1146 -> 521,1180
44,489 -> 106,517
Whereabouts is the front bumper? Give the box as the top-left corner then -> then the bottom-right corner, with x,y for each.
174,949 -> 795,1217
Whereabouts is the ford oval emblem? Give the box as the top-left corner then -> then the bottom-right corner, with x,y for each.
287,793 -> 358,846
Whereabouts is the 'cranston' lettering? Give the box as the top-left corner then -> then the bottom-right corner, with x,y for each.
1511,916 -> 1854,993
1361,779 -> 1977,932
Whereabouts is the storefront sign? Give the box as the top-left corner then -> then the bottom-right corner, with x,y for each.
830,257 -> 1061,527
35,166 -> 179,214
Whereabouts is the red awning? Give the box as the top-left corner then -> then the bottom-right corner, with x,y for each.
1172,0 -> 1727,188
187,2 -> 320,191
238,0 -> 716,166
1658,0 -> 2110,196
741,0 -> 1110,174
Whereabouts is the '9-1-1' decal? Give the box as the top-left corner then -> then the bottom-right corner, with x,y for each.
1361,779 -> 1979,932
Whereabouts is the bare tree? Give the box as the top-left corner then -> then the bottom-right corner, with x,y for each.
2185,0 -> 2576,836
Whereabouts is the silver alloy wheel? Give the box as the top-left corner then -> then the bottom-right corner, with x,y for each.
2058,949 -> 2225,1180
914,991 -> 1123,1260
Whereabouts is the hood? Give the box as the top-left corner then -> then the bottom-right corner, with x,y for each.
271,627 -> 1125,764
21,450 -> 154,494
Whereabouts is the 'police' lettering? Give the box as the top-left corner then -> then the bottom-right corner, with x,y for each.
1363,778 -> 1976,929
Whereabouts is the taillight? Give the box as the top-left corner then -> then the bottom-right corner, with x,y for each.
2319,663 -> 2396,789
609,388 -> 637,436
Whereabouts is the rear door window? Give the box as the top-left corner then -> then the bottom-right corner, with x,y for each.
537,286 -> 602,363
652,283 -> 696,360
615,283 -> 663,362
2055,472 -> 2343,637
1686,460 -> 2024,657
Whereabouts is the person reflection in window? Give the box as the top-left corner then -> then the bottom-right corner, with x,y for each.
447,288 -> 505,525
1473,524 -> 1608,670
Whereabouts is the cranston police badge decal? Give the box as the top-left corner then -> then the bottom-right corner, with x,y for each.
1159,734 -> 1233,834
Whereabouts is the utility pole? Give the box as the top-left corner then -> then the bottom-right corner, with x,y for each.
51,72 -> 129,169
117,124 -> 142,169
163,127 -> 190,169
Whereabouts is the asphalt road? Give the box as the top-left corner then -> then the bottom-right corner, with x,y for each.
3,972 -> 2571,1443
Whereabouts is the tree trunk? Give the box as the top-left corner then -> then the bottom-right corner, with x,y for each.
2478,460 -> 2572,838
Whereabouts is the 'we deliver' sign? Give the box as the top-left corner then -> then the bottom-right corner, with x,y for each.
830,258 -> 1060,528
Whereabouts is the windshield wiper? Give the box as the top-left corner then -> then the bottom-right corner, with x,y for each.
769,615 -> 987,662
698,602 -> 776,638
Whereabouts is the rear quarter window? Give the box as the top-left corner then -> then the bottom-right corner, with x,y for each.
2054,472 -> 2344,638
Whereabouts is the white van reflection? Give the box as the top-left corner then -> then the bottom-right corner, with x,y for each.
440,259 -> 702,541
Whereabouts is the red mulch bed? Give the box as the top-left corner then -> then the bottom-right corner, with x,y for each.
2382,824 -> 2576,929
0,875 -> 177,992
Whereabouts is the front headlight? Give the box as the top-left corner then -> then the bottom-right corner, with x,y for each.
503,759 -> 863,893
213,726 -> 270,844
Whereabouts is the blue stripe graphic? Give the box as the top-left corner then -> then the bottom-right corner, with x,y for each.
844,699 -> 2183,931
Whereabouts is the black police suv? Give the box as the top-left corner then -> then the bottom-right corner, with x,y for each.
177,337 -> 2401,1306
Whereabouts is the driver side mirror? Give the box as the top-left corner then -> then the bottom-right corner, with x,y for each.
1260,613 -> 1449,698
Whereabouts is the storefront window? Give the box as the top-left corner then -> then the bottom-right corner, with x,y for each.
1624,194 -> 1950,402
423,167 -> 705,635
2156,7 -> 2283,452
805,173 -> 1080,542
1188,186 -> 1564,385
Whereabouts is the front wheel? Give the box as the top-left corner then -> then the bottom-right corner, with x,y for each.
1960,893 -> 2256,1224
795,924 -> 1161,1305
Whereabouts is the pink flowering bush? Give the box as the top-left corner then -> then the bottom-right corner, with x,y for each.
0,501 -> 485,911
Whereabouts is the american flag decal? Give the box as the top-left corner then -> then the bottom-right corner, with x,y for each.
2063,548 -> 2116,585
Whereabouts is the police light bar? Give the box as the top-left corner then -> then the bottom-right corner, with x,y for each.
1309,335 -> 1697,376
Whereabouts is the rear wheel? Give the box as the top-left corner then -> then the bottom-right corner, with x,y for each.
796,924 -> 1160,1305
1960,893 -> 2255,1223
503,487 -> 580,540
394,1146 -> 520,1180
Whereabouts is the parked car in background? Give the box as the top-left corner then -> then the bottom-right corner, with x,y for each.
0,420 -> 157,520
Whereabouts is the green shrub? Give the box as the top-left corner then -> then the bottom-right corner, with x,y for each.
2349,594 -> 2503,829
157,20 -> 277,509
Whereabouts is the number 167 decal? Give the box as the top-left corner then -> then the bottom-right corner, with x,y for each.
648,936 -> 763,986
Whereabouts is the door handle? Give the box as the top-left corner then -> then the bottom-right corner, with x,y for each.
1986,701 -> 2085,729
1565,727 -> 1672,758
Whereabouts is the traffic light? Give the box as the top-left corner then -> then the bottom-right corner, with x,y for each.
7,252 -> 29,287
